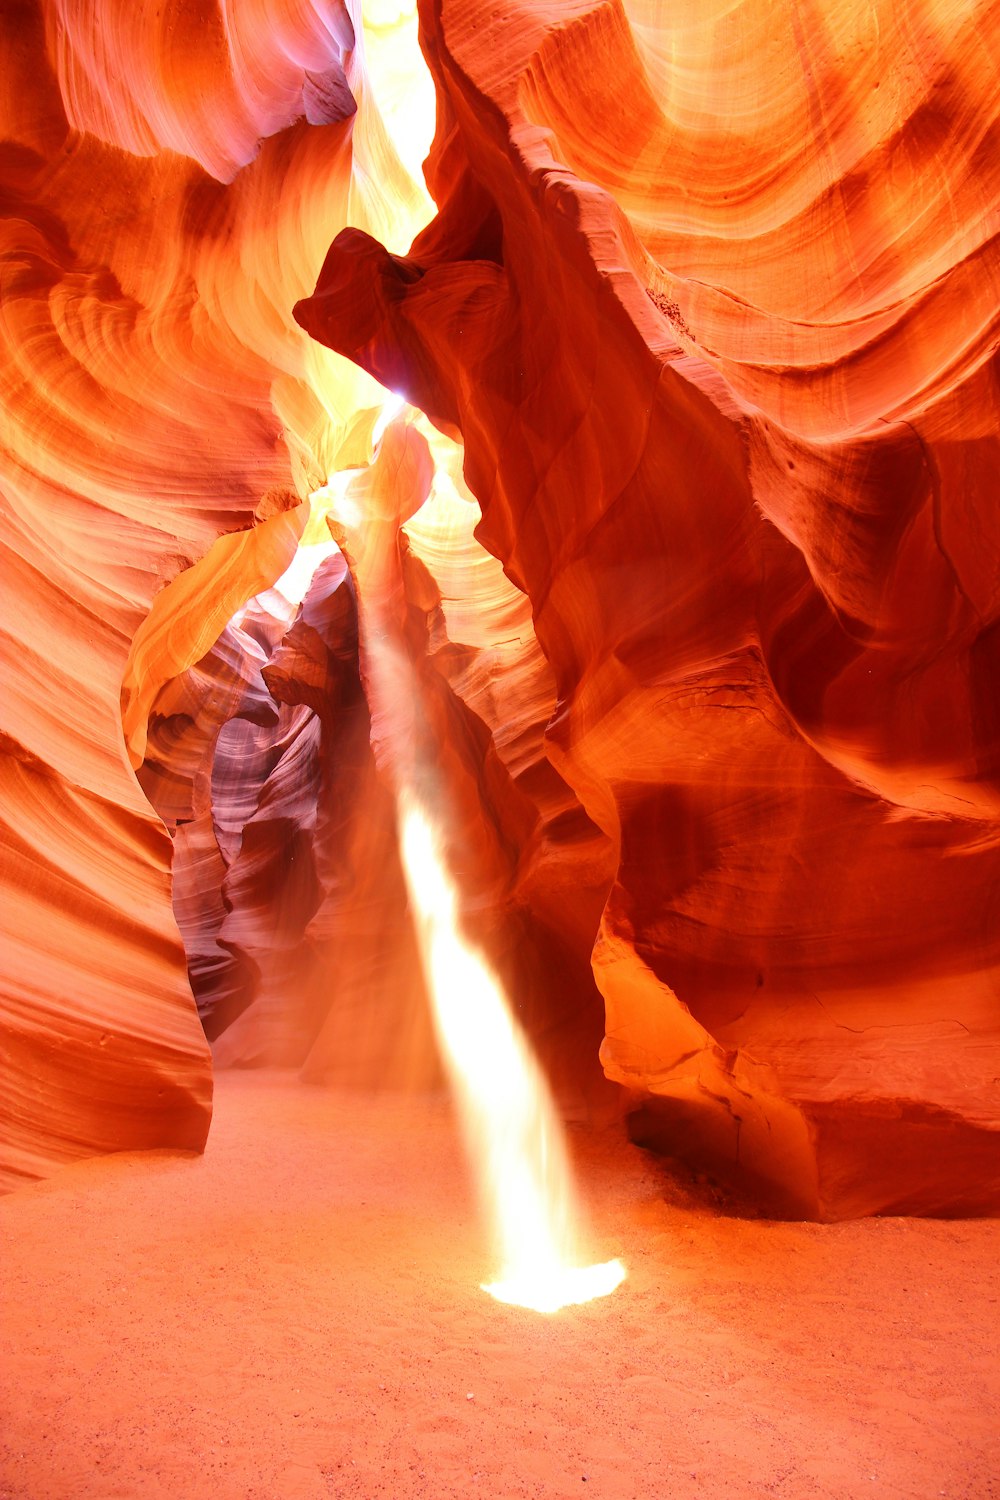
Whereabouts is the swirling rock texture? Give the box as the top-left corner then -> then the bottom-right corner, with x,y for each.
139,580 -> 309,1050
0,0 -> 433,1188
296,0 -> 1000,1218
135,439 -> 604,1094
180,550 -> 440,1087
3,0 -> 999,1219
317,412 -> 614,1107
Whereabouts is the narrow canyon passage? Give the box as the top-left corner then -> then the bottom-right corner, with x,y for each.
5,0 -> 999,1218
3,0 -> 1000,1493
2,1071 -> 997,1500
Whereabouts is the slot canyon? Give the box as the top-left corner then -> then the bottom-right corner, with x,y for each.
1,0 -> 998,1496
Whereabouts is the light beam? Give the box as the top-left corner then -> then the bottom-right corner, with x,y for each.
396,786 -> 625,1314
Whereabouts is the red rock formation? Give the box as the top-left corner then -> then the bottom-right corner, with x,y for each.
138,580 -> 306,1044
306,414 -> 612,1102
396,434 -> 615,1109
202,551 -> 440,1085
0,0 -> 429,1186
295,0 -> 1000,1217
3,0 -> 998,1217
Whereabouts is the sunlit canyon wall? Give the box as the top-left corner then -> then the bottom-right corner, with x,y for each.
2,0 -> 998,1218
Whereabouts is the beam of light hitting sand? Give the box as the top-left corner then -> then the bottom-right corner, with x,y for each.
396,786 -> 626,1313
322,400 -> 624,1312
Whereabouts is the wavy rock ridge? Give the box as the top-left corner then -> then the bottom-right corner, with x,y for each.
2,0 -> 998,1216
1,0 -> 430,1187
295,0 -> 1000,1216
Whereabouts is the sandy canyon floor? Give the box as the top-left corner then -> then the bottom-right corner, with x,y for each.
1,1070 -> 997,1500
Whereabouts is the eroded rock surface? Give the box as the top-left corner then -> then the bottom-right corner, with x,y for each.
295,0 -> 1000,1217
0,0 -> 429,1186
3,0 -> 998,1216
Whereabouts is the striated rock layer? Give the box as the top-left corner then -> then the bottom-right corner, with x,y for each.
295,0 -> 1000,1217
0,0 -> 433,1187
137,416 -> 612,1105
3,0 -> 999,1218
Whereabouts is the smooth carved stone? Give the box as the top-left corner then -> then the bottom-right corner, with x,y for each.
0,0 -> 428,1188
295,0 -> 1000,1217
4,0 -> 999,1217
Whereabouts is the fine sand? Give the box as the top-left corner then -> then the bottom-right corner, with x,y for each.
2,1070 -> 997,1500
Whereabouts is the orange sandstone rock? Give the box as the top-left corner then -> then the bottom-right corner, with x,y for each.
0,0 -> 422,1186
296,0 -> 1000,1217
3,0 -> 998,1217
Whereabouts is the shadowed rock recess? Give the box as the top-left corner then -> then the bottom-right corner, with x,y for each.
2,0 -> 998,1217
